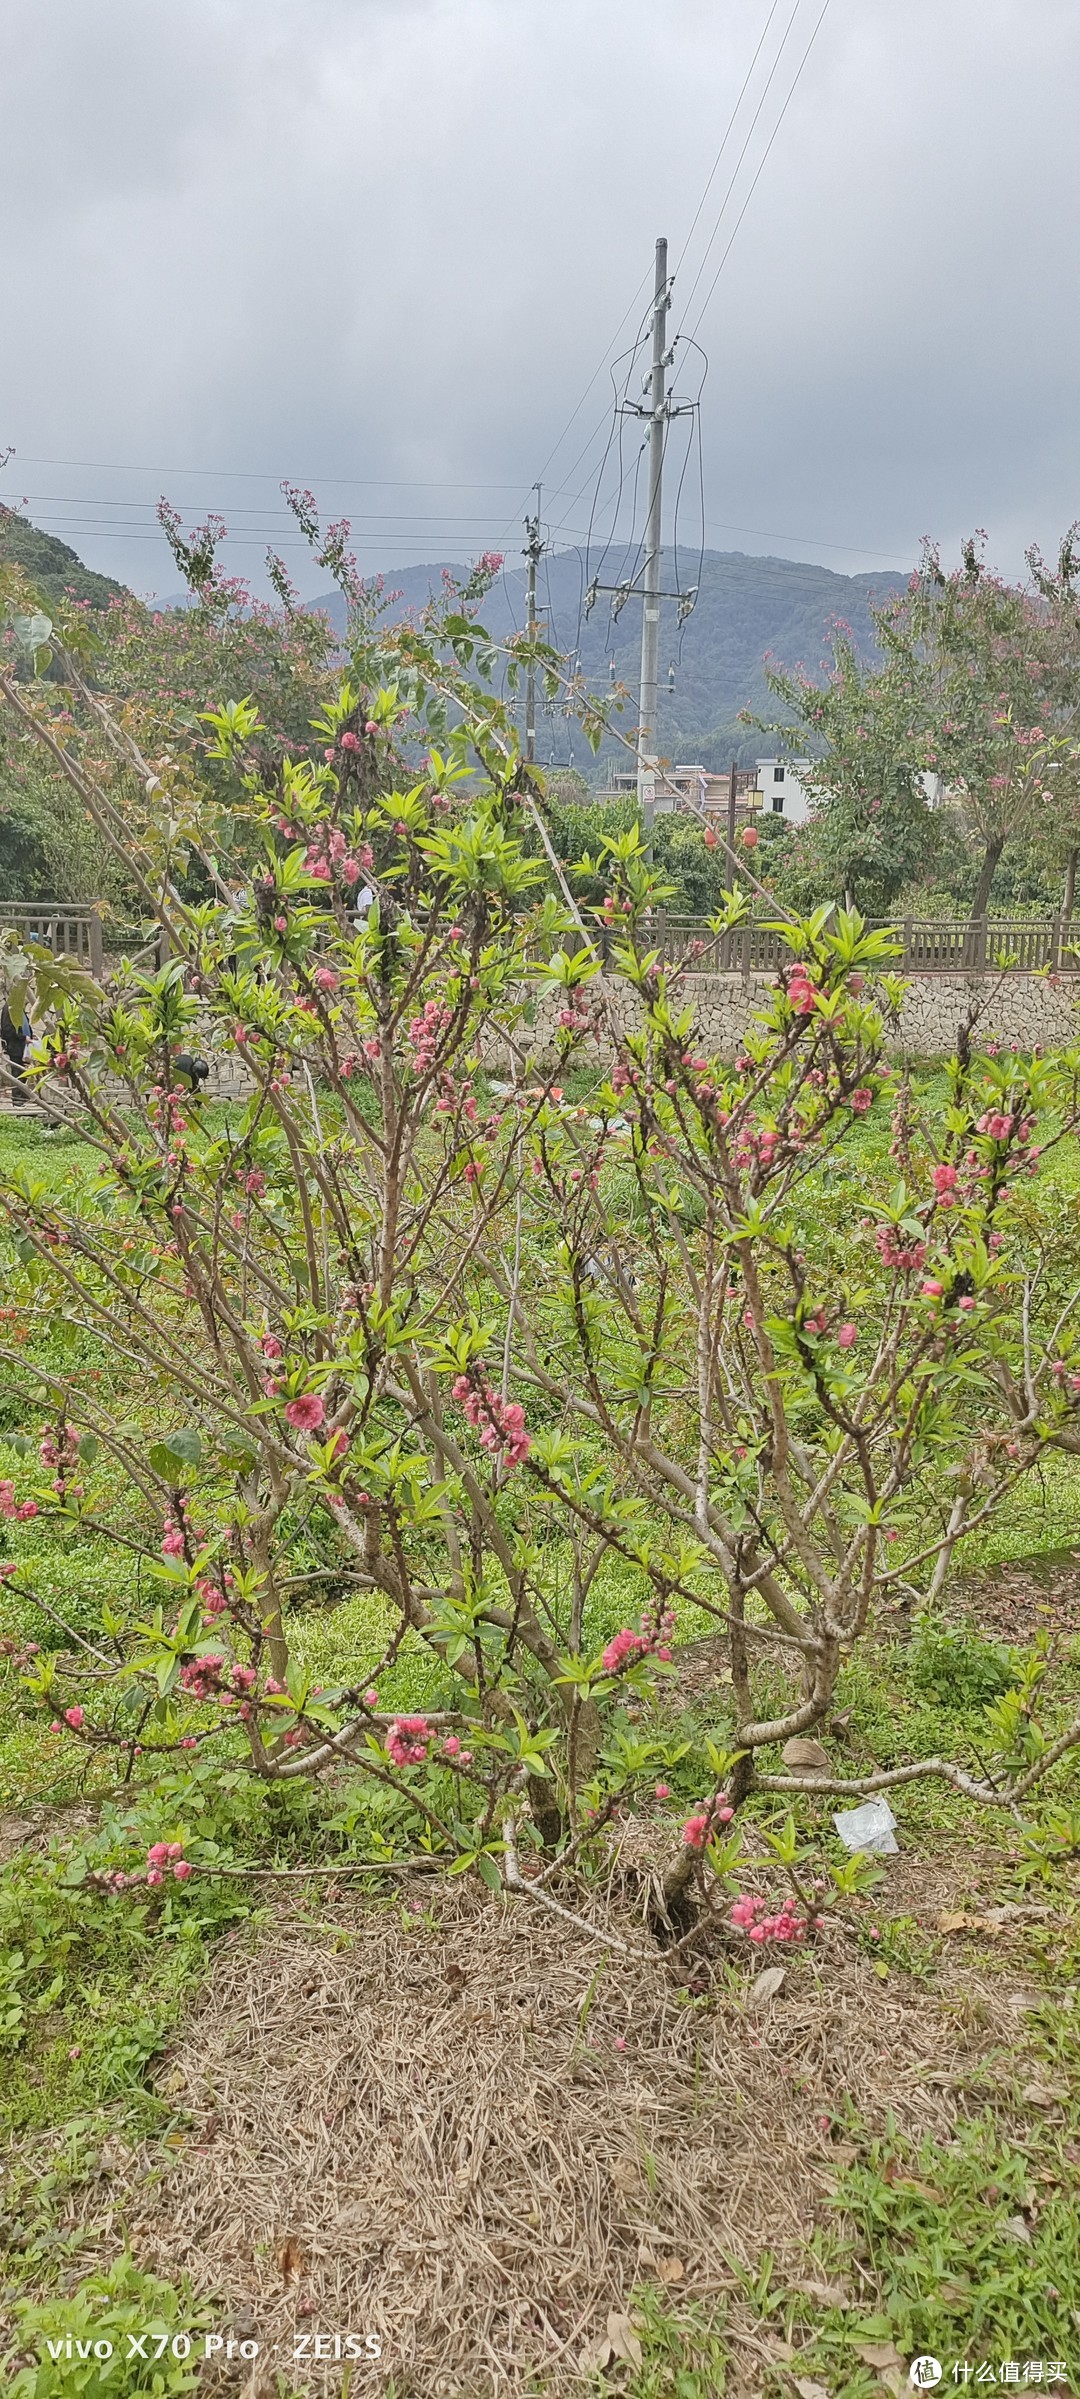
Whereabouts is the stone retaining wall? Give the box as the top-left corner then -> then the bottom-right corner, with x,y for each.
513,970 -> 1080,1068
41,972 -> 1073,1118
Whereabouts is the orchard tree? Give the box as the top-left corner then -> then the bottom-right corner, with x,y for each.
763,533 -> 1080,931
911,538 -> 1069,927
1026,527 -> 1080,925
1,545 -> 1080,1958
758,617 -> 940,916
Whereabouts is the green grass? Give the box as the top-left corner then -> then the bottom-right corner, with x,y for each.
6,2258 -> 211,2397
2,1088 -> 1079,2381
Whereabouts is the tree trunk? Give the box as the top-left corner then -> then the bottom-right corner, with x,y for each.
969,834 -> 1003,926
965,832 -> 1005,966
969,833 -> 1004,928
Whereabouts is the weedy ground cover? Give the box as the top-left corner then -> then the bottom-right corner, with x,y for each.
1,1084 -> 1077,2396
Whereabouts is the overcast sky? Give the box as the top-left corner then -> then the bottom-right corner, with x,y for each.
2,0 -> 1078,601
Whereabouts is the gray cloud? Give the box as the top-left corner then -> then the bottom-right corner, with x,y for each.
2,0 -> 1078,597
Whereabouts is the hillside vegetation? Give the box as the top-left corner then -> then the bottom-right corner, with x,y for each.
311,545 -> 907,768
0,507 -> 129,614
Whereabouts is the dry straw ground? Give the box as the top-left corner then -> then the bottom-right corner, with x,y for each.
67,1844 -> 1051,2399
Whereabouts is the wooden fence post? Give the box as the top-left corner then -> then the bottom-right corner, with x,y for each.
88,910 -> 104,979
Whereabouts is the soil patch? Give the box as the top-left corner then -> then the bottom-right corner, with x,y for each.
953,1548 -> 1080,1646
63,1864 -> 1050,2398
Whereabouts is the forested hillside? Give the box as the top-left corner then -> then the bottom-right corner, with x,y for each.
0,506 -> 129,612
312,545 -> 909,768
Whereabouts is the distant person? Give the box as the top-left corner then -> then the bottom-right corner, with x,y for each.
0,1002 -> 33,1108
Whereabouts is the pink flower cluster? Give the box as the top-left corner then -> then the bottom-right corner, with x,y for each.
301,825 -> 372,887
386,1714 -> 431,1766
39,1424 -> 77,1474
102,1840 -> 193,1894
408,999 -> 453,1074
0,1482 -> 37,1521
304,826 -> 348,881
284,1392 -> 325,1434
451,1375 -> 531,1466
786,967 -> 820,1016
932,1162 -> 959,1207
730,1891 -> 822,1943
682,1789 -> 735,1848
179,1653 -> 261,1721
179,1653 -> 227,1702
848,1086 -> 873,1115
601,1605 -> 675,1676
161,1517 -> 185,1559
875,1225 -> 927,1273
146,1840 -> 193,1887
196,1575 -> 228,1623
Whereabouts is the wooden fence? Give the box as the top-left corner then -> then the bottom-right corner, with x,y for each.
624,915 -> 1080,975
0,903 -> 105,975
2,905 -> 1079,980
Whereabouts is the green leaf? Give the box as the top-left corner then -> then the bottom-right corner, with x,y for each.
149,1428 -> 202,1479
475,1850 -> 504,1893
12,610 -> 53,653
161,1428 -> 203,1467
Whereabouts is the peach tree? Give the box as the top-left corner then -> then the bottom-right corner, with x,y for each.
1,581 -> 1079,1950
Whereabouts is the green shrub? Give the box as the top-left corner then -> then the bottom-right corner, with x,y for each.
8,2259 -> 209,2398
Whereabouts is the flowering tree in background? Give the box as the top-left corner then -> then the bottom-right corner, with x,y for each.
755,619 -> 940,916
763,530 -> 1080,930
1,520 -> 1079,1955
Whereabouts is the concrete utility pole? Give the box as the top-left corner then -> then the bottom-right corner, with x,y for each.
581,239 -> 695,827
638,237 -> 671,839
523,485 -> 543,765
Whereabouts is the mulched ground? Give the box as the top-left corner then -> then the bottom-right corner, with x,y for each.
952,1548 -> 1080,1646
54,1840 -> 1061,2399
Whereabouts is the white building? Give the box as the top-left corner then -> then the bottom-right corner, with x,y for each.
603,764 -> 763,820
756,758 -> 815,824
756,758 -> 946,822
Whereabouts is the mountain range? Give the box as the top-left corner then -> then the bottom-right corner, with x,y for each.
1,507 -> 907,770
309,546 -> 908,770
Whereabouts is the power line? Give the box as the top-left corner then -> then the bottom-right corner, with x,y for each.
13,506 -> 910,569
684,0 -> 835,345
6,452 -> 526,492
8,525 -> 515,555
672,0 -> 788,282
505,270 -> 655,531
674,0 -> 808,329
523,0 -> 808,534
15,491 -> 543,523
